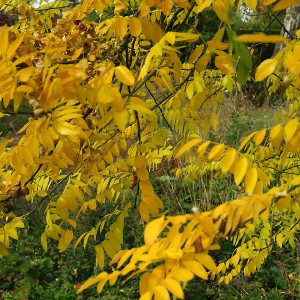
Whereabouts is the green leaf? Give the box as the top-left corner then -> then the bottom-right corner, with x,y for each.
227,27 -> 252,69
237,61 -> 250,86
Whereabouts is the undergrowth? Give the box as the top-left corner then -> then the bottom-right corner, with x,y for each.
0,102 -> 299,299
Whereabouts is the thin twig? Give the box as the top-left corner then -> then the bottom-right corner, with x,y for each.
145,82 -> 173,131
22,171 -> 72,218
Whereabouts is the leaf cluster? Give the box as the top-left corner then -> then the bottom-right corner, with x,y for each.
0,0 -> 299,299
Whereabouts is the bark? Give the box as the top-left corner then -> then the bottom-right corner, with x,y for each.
273,3 -> 300,55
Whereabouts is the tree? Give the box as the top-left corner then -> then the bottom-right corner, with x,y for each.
0,0 -> 299,299
273,3 -> 300,54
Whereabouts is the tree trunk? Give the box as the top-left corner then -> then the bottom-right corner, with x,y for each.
273,3 -> 300,55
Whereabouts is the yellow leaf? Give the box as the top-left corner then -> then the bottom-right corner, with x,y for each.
186,82 -> 194,100
58,230 -> 73,253
273,0 -> 300,11
236,33 -> 288,43
41,232 -> 48,252
276,233 -> 283,248
208,144 -> 225,161
238,131 -> 256,151
144,216 -> 165,246
210,111 -> 219,130
0,26 -> 8,57
163,32 -> 175,45
139,201 -> 150,222
213,0 -> 229,24
175,138 -> 202,158
116,249 -> 135,269
253,180 -> 263,194
195,0 -> 213,13
175,32 -> 199,43
222,149 -> 238,173
197,141 -> 210,156
95,245 -> 105,269
7,34 -> 24,60
215,55 -> 235,75
255,59 -> 278,81
245,0 -> 257,9
13,91 -> 24,112
207,40 -> 228,50
195,252 -> 217,271
140,291 -> 153,300
115,17 -> 128,38
128,17 -> 142,37
276,196 -> 291,211
213,27 -> 225,42
48,77 -> 62,101
284,119 -> 298,142
154,285 -> 170,300
94,0 -> 106,13
115,160 -> 128,172
77,272 -> 108,293
188,44 -> 204,63
160,72 -> 175,93
109,270 -> 121,286
98,85 -> 119,104
115,66 -> 135,86
137,167 -> 149,181
102,239 -> 118,258
161,0 -> 174,15
253,129 -> 266,145
245,167 -> 258,195
269,124 -> 283,149
151,43 -> 163,56
16,85 -> 33,93
7,227 -> 18,240
0,242 -> 10,256
234,158 -> 248,185
103,150 -> 113,164
182,260 -> 208,280
291,175 -> 300,185
55,122 -> 81,136
162,278 -> 184,299
196,53 -> 211,72
127,103 -> 156,119
171,268 -> 194,282
135,155 -> 148,168
16,67 -> 36,82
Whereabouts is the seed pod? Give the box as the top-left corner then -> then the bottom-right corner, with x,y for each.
10,190 -> 18,198
21,186 -> 29,196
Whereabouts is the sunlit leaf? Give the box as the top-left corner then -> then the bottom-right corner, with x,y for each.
269,125 -> 283,149
284,119 -> 298,142
162,278 -> 184,299
273,0 -> 300,11
255,59 -> 278,81
245,0 -> 257,8
234,158 -> 248,185
222,149 -> 238,173
176,138 -> 202,158
182,260 -> 208,280
0,25 -> 8,56
115,66 -> 135,86
144,216 -> 165,246
245,167 -> 258,195
58,230 -> 73,253
236,33 -> 288,43
171,268 -> 194,282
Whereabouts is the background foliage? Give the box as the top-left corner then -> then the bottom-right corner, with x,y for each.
0,0 -> 299,299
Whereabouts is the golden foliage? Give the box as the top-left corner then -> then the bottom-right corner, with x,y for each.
0,0 -> 299,299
